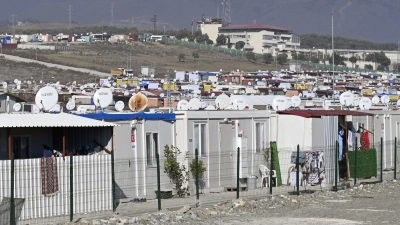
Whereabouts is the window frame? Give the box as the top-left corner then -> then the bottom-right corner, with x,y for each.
193,122 -> 208,158
146,132 -> 159,166
254,121 -> 267,154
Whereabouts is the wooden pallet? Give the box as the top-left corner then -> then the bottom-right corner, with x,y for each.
224,187 -> 248,192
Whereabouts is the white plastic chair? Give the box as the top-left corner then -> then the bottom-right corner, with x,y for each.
259,164 -> 277,188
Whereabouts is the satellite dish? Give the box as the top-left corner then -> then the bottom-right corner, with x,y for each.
93,88 -> 113,109
188,98 -> 201,110
286,97 -> 292,108
353,98 -> 360,107
49,104 -> 61,113
128,93 -> 148,112
211,93 -> 215,97
66,101 -> 75,111
339,91 -> 354,106
234,90 -> 238,94
124,90 -> 129,96
114,101 -> 125,112
396,99 -> 400,108
200,101 -> 208,109
371,96 -> 380,104
13,103 -> 21,112
359,97 -> 372,110
272,96 -> 288,111
381,95 -> 390,104
215,94 -> 230,109
160,93 -> 165,98
176,100 -> 189,110
324,100 -> 332,110
205,105 -> 216,110
35,86 -> 59,111
233,96 -> 246,110
291,96 -> 301,107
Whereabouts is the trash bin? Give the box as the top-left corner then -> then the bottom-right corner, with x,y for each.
247,175 -> 258,190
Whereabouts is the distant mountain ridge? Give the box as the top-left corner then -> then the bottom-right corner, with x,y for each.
0,0 -> 399,43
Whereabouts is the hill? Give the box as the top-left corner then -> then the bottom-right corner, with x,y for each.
0,0 -> 399,43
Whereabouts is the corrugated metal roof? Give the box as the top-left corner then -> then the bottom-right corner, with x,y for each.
278,110 -> 373,118
0,113 -> 118,128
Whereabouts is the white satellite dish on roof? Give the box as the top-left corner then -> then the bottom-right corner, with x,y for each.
35,86 -> 58,111
13,103 -> 21,112
323,100 -> 332,110
176,100 -> 189,110
291,96 -> 301,107
160,93 -> 165,98
49,104 -> 61,113
339,91 -> 354,106
188,98 -> 201,110
396,99 -> 400,108
66,101 -> 75,111
233,96 -> 246,110
215,94 -> 230,109
200,101 -> 208,109
205,105 -> 216,110
353,98 -> 360,107
381,95 -> 390,104
93,88 -> 113,109
359,97 -> 372,110
371,96 -> 380,104
286,97 -> 292,108
272,96 -> 288,111
115,101 -> 124,112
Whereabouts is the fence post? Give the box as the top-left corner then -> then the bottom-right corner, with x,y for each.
195,148 -> 199,201
69,151 -> 73,222
156,150 -> 161,211
380,137 -> 383,183
296,145 -> 300,196
269,143 -> 273,195
335,141 -> 338,192
10,153 -> 15,225
236,147 -> 240,199
395,137 -> 397,180
354,137 -> 357,186
111,149 -> 116,212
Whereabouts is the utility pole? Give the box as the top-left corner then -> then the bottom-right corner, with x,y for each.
68,5 -> 72,30
11,14 -> 16,36
165,71 -> 171,110
150,15 -> 157,31
110,2 -> 114,26
332,11 -> 335,102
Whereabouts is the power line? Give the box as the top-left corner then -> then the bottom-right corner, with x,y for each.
150,15 -> 157,31
11,14 -> 16,35
68,5 -> 72,29
110,2 -> 114,26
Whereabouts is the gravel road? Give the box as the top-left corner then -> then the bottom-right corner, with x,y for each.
64,180 -> 400,225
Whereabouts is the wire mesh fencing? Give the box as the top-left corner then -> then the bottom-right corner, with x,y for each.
3,138 -> 400,224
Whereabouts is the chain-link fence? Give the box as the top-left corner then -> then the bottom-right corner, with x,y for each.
3,137 -> 399,224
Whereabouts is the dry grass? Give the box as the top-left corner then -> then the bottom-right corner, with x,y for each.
4,41 -> 293,78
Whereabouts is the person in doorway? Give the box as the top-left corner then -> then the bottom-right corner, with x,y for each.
43,144 -> 53,158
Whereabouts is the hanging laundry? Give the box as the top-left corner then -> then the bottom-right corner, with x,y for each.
348,131 -> 353,149
364,132 -> 370,150
360,132 -> 367,150
338,128 -> 345,160
356,133 -> 361,149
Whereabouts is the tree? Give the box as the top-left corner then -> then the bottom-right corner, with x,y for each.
235,41 -> 245,50
349,56 -> 357,68
263,53 -> 273,64
163,145 -> 188,197
378,51 -> 390,70
192,51 -> 199,61
310,56 -> 319,63
364,64 -> 373,70
206,39 -> 213,45
377,65 -> 385,71
175,29 -> 189,40
277,53 -> 288,65
328,52 -> 345,66
178,53 -> 185,62
246,52 -> 257,62
215,34 -> 226,46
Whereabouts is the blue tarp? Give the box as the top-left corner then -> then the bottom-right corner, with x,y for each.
198,72 -> 216,76
76,110 -> 176,121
